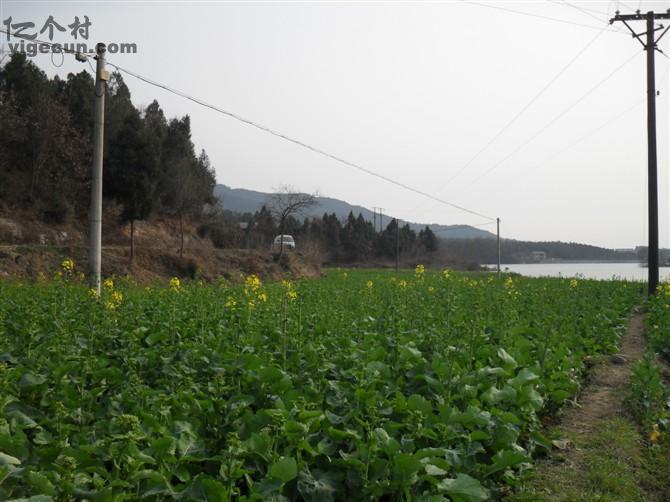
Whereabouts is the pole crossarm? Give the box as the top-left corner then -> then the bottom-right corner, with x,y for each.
611,11 -> 670,51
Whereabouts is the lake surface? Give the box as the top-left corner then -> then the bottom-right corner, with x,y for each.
491,262 -> 670,281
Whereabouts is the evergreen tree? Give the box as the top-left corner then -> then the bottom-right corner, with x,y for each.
106,111 -> 159,261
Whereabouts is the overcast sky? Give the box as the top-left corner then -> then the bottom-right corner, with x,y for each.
2,1 -> 670,248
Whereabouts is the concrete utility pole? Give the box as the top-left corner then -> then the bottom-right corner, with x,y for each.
88,43 -> 108,295
610,9 -> 670,295
496,217 -> 501,277
395,218 -> 400,273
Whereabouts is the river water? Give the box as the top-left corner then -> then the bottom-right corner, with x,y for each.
491,262 -> 670,281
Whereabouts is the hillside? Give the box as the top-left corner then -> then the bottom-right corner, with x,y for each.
214,184 -> 496,240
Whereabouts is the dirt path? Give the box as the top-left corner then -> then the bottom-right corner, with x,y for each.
508,309 -> 667,501
558,310 -> 646,436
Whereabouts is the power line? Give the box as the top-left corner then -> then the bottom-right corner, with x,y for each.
511,97 -> 645,184
429,26 -> 607,193
104,60 -> 496,222
409,25 -> 609,219
0,26 -> 496,222
456,48 -> 641,190
462,0 -> 626,34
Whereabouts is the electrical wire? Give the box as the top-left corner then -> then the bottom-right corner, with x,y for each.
461,0 -> 626,34
510,97 -> 645,184
104,59 -> 496,222
0,25 -> 496,222
425,26 -> 607,196
456,49 -> 641,190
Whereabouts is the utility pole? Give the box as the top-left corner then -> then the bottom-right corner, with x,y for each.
496,217 -> 501,277
610,9 -> 670,295
395,218 -> 400,272
88,43 -> 108,295
379,208 -> 384,233
373,207 -> 377,231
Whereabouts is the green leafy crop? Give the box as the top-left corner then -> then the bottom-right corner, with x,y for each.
0,269 -> 640,500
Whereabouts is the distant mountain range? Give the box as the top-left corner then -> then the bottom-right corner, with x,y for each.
213,184 -> 496,240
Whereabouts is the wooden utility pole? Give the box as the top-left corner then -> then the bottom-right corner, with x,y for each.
610,9 -> 670,295
88,43 -> 108,295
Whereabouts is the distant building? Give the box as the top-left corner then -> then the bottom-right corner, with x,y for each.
530,251 -> 547,262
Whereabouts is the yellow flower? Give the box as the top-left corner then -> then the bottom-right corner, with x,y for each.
570,279 -> 578,289
224,296 -> 237,308
61,258 -> 74,273
650,424 -> 661,443
415,264 -> 425,280
287,290 -> 298,302
88,288 -> 99,298
53,270 -> 63,280
257,292 -> 268,303
442,268 -> 451,280
366,280 -> 374,289
105,290 -> 123,310
169,277 -> 181,292
103,277 -> 114,290
398,280 -> 408,289
38,272 -> 46,282
244,274 -> 262,292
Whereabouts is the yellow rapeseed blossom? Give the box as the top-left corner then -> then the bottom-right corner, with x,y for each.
570,279 -> 579,289
103,278 -> 114,290
88,288 -> 99,299
415,264 -> 425,281
282,279 -> 298,302
257,292 -> 268,303
105,290 -> 123,310
398,280 -> 408,289
244,274 -> 262,291
37,272 -> 46,282
505,276 -> 519,298
442,268 -> 451,280
650,424 -> 661,443
169,277 -> 181,292
61,258 -> 74,273
224,296 -> 237,308
366,280 -> 374,289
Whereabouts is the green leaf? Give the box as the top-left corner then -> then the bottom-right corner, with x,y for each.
497,348 -> 518,369
17,372 -> 46,388
0,451 -> 21,465
425,464 -> 449,476
271,456 -> 298,483
437,473 -> 489,500
510,368 -> 539,388
27,470 -> 56,496
297,469 -> 337,502
485,450 -> 530,477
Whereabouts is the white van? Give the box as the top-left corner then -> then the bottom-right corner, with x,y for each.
272,234 -> 296,251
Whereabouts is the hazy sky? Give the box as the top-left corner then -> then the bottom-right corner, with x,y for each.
2,1 -> 670,248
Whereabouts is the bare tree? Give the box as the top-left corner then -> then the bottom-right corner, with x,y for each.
268,185 -> 318,258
